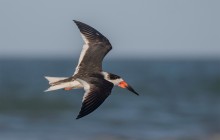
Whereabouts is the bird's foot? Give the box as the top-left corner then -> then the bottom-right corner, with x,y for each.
64,87 -> 73,91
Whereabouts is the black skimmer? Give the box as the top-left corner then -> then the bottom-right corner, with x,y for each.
45,20 -> 139,119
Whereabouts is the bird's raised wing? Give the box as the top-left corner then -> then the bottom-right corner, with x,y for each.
73,20 -> 112,75
76,76 -> 113,119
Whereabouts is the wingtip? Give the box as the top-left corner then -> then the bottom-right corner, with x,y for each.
73,20 -> 80,24
73,20 -> 83,27
76,115 -> 82,120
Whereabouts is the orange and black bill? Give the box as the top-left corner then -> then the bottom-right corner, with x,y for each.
118,81 -> 139,96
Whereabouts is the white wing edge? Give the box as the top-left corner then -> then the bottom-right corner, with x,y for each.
76,78 -> 91,102
73,44 -> 90,75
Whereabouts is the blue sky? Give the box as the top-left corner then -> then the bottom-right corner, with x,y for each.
0,0 -> 219,59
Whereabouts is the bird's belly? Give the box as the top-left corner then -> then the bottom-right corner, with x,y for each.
68,80 -> 83,89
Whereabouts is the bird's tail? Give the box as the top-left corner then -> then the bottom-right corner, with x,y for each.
44,76 -> 68,92
45,76 -> 67,85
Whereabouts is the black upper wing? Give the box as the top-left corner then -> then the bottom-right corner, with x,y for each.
73,20 -> 112,74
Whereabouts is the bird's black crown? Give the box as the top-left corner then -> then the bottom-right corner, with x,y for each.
109,73 -> 121,80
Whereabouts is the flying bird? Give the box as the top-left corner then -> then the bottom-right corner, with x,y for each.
45,20 -> 139,119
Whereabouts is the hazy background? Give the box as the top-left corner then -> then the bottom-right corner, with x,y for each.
0,0 -> 220,59
0,1 -> 220,140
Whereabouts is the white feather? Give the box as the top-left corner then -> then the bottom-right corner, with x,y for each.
45,76 -> 67,85
80,33 -> 89,44
73,44 -> 89,75
76,78 -> 90,102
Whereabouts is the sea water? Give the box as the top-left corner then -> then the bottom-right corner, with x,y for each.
0,59 -> 220,140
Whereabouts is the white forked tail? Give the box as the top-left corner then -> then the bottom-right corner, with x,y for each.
44,76 -> 83,92
44,76 -> 68,92
45,76 -> 67,85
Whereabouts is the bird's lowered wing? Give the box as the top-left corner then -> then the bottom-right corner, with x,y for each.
73,20 -> 112,75
76,77 -> 114,119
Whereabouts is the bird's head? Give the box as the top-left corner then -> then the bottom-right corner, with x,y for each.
102,72 -> 139,96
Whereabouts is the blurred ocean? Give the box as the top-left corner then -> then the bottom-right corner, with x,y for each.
0,59 -> 220,140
